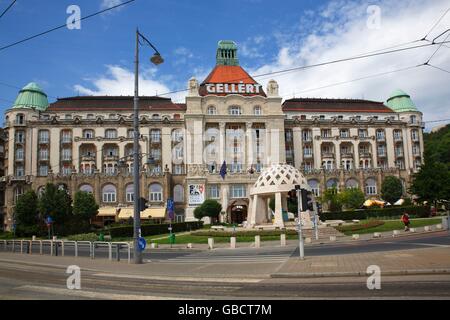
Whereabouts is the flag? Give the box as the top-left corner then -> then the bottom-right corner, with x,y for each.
220,161 -> 227,180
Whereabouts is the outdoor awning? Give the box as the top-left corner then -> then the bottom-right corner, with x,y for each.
97,207 -> 117,217
141,208 -> 166,219
118,208 -> 134,219
117,208 -> 167,220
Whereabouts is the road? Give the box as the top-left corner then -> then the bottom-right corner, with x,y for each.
2,231 -> 448,263
0,258 -> 449,299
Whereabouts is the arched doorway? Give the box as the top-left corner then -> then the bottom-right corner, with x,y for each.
228,199 -> 248,224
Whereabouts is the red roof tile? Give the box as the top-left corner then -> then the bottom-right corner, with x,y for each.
282,98 -> 394,113
47,96 -> 186,112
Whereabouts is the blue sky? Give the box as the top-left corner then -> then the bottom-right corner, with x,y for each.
0,0 -> 449,129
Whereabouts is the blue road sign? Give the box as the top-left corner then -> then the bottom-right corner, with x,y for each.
138,237 -> 147,252
46,216 -> 53,225
167,198 -> 175,220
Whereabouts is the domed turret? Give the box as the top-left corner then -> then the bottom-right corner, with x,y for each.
13,82 -> 49,111
385,89 -> 418,113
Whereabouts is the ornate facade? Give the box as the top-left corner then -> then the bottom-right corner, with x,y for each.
0,41 -> 424,230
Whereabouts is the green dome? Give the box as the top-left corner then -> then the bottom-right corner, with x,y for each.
13,82 -> 49,111
385,89 -> 418,113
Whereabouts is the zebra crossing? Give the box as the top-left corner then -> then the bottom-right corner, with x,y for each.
146,248 -> 295,264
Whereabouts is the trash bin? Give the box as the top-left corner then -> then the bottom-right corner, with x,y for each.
169,234 -> 176,244
98,233 -> 105,242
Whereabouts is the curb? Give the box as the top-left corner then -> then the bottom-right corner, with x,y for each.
271,269 -> 450,279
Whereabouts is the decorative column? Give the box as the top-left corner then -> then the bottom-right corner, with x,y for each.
219,122 -> 226,165
274,192 -> 284,228
246,122 -> 253,168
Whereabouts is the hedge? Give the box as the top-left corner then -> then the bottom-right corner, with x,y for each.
107,221 -> 204,238
319,206 -> 431,222
336,220 -> 385,233
191,230 -> 297,237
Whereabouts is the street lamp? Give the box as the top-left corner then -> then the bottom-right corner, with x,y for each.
133,28 -> 164,264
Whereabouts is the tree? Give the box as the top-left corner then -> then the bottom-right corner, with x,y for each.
194,200 -> 222,223
73,191 -> 99,221
38,183 -> 73,224
15,190 -> 39,226
410,159 -> 450,206
320,187 -> 342,212
381,176 -> 403,205
339,188 -> 365,210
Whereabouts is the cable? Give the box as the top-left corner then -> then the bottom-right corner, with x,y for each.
424,118 -> 450,124
0,0 -> 16,20
426,64 -> 450,74
426,31 -> 450,64
423,8 -> 450,40
281,64 -> 422,99
0,0 -> 136,52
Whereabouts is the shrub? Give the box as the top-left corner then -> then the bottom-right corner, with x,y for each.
108,221 -> 204,238
319,206 -> 430,221
67,233 -> 99,242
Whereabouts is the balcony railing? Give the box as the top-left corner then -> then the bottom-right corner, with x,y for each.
321,152 -> 335,158
359,152 -> 372,158
303,153 -> 313,158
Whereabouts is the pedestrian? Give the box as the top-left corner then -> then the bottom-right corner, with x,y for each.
401,212 -> 410,231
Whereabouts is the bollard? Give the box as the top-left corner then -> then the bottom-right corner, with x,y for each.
208,238 -> 214,250
116,244 -> 121,261
373,232 -> 382,238
39,241 -> 43,255
108,243 -> 112,261
305,237 -> 312,244
436,224 -> 443,230
55,242 -> 59,257
393,230 -> 401,237
330,236 -> 337,242
50,241 -> 54,256
410,228 -> 416,233
352,234 -> 360,240
20,240 -> 23,254
187,243 -> 193,249
32,236 -> 36,241
91,242 -> 95,259
61,241 -> 65,257
27,241 -> 31,254
280,234 -> 286,247
127,243 -> 131,264
230,237 -> 236,249
12,240 -> 15,253
254,235 -> 261,248
150,243 -> 158,249
424,226 -> 432,232
74,242 -> 78,257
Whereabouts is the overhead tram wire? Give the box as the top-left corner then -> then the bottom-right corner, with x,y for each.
281,64 -> 423,100
0,0 -> 136,52
0,0 -> 17,20
427,64 -> 450,75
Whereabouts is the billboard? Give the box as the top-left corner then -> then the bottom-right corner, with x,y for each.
188,184 -> 205,206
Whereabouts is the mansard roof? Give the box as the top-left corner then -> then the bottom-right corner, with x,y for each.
282,98 -> 394,113
47,96 -> 186,112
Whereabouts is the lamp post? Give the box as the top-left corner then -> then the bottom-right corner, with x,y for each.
133,28 -> 164,264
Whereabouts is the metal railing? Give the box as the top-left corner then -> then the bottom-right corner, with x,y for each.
1,240 -> 132,263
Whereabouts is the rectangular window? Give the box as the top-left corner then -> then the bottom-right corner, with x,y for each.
230,184 -> 246,198
173,164 -> 184,175
358,129 -> 368,138
105,130 -> 117,139
207,185 -> 220,199
321,129 -> 332,138
62,166 -> 72,176
62,131 -> 72,143
151,130 -> 161,143
62,149 -> 72,160
103,192 -> 116,203
16,149 -> 24,160
39,149 -> 49,160
126,192 -> 134,203
15,166 -> 24,177
340,129 -> 349,138
39,165 -> 48,176
39,131 -> 49,143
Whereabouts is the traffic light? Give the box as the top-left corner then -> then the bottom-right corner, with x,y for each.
300,189 -> 315,211
139,197 -> 148,212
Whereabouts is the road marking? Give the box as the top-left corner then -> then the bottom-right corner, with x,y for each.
92,273 -> 263,283
14,285 -> 192,300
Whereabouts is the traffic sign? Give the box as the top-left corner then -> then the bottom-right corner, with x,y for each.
138,237 -> 146,251
167,198 -> 175,220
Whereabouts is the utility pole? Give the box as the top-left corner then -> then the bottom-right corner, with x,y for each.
296,187 -> 305,260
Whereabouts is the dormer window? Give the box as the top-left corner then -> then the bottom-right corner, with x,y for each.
229,106 -> 241,115
16,114 -> 25,124
152,114 -> 161,120
207,106 -> 217,115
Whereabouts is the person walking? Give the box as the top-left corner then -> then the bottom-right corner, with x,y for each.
401,212 -> 410,232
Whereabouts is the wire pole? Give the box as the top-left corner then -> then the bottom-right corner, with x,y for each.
296,189 -> 305,260
133,28 -> 142,264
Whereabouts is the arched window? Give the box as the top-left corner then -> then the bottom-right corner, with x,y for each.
80,184 -> 93,194
126,184 -> 134,203
149,183 -> 163,202
83,129 -> 95,139
174,185 -> 184,203
365,178 -> 377,195
308,179 -> 320,196
229,106 -> 241,115
105,129 -> 117,139
102,184 -> 117,203
326,178 -> 339,190
254,106 -> 262,115
207,106 -> 217,115
346,178 -> 359,189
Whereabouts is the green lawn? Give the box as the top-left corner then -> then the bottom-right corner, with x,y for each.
338,218 -> 442,236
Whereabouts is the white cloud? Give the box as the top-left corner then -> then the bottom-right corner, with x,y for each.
100,0 -> 123,10
247,0 -> 450,129
73,65 -> 186,102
